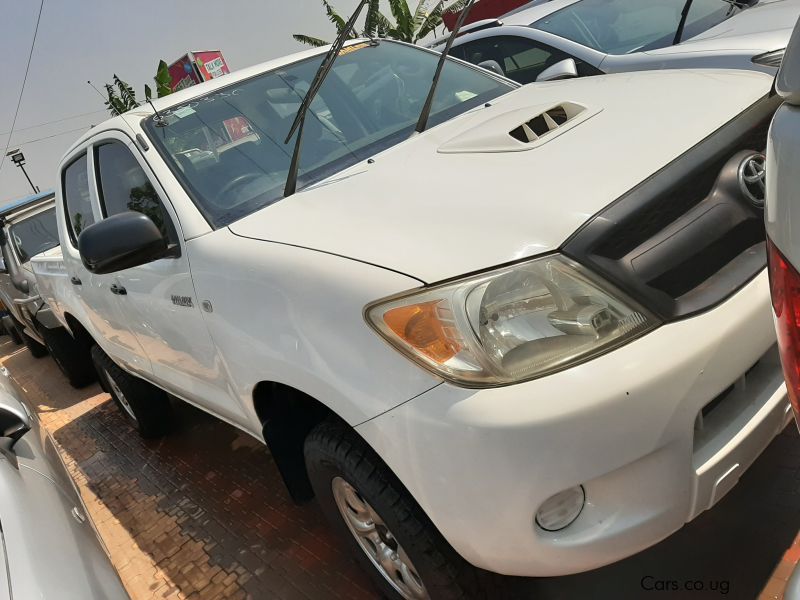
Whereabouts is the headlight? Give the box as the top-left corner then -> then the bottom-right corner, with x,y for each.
365,254 -> 660,387
752,49 -> 785,68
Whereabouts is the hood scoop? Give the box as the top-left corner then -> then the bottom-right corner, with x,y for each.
439,101 -> 598,154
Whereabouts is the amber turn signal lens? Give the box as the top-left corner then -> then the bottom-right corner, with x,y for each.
383,301 -> 460,363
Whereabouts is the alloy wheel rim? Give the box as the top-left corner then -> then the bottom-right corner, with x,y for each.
331,477 -> 428,600
104,369 -> 136,421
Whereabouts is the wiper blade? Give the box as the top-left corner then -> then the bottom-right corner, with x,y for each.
414,0 -> 477,135
283,0 -> 370,197
673,0 -> 693,45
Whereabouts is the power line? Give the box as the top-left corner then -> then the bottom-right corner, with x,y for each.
13,125 -> 93,147
0,109 -> 106,137
0,0 -> 45,171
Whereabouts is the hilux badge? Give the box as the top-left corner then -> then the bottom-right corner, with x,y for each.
171,295 -> 194,308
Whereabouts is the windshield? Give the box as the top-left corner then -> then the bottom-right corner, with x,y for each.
532,0 -> 740,55
144,40 -> 513,227
9,207 -> 59,263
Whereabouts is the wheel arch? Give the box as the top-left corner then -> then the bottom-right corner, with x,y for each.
253,381 -> 352,504
62,312 -> 96,347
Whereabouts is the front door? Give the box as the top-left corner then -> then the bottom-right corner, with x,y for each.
60,150 -> 150,375
90,135 -> 246,425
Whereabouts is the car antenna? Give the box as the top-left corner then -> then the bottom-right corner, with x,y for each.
413,0 -> 477,136
147,99 -> 167,127
283,0 -> 371,198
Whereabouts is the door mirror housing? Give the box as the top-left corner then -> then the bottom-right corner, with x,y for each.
477,60 -> 505,77
536,58 -> 579,82
0,393 -> 31,450
78,212 -> 168,275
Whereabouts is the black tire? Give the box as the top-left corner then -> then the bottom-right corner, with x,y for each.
4,318 -> 22,345
40,326 -> 96,388
90,345 -> 174,438
21,329 -> 48,358
305,420 -> 484,600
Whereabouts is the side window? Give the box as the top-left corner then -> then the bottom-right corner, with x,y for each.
62,153 -> 94,244
460,36 -> 570,84
94,141 -> 176,243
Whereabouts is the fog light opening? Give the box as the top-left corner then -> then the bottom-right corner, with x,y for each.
535,485 -> 586,532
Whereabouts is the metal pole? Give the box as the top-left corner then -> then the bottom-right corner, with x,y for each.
17,164 -> 37,194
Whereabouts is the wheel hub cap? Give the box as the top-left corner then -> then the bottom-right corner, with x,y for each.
104,369 -> 136,421
331,477 -> 428,600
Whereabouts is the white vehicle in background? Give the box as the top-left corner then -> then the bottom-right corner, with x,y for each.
32,29 -> 791,599
765,20 -> 800,600
0,192 -> 96,388
438,0 -> 800,84
0,192 -> 58,356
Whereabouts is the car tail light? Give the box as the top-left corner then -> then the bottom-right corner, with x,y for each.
767,238 -> 800,427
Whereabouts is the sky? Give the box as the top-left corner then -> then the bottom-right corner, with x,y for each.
0,0 -> 365,202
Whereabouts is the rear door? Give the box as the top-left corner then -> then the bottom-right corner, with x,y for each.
89,135 -> 245,425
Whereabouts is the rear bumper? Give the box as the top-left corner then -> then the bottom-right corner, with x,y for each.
357,270 -> 790,576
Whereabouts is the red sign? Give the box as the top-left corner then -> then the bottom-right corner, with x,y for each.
167,50 -> 230,93
168,54 -> 202,92
193,50 -> 230,81
442,0 -> 530,30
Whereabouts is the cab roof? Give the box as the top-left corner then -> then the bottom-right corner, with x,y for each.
0,190 -> 55,220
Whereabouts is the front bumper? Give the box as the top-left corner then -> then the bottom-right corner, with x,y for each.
357,271 -> 791,577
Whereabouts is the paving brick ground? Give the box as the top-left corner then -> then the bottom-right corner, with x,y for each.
2,335 -> 800,600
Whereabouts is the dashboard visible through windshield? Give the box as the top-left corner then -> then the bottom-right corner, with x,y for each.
144,40 -> 514,228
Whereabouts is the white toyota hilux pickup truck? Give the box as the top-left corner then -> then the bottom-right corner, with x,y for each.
33,38 -> 791,598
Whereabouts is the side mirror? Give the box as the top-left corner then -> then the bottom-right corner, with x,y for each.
0,395 -> 31,450
536,58 -> 579,82
477,60 -> 505,77
78,212 -> 167,275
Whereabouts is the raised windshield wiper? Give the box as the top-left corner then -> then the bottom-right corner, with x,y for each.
414,0 -> 477,135
673,0 -> 693,45
283,0 -> 370,197
672,0 -> 742,45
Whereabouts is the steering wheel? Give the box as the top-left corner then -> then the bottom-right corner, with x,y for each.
218,173 -> 266,200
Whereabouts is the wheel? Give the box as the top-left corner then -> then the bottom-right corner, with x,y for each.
3,317 -> 22,345
21,328 -> 48,358
40,326 -> 96,388
90,345 -> 174,438
304,420 -> 483,600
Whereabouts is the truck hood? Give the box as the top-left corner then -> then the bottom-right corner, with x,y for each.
229,69 -> 773,284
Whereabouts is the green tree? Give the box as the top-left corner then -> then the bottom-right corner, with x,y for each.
293,0 -> 468,47
103,60 -> 174,117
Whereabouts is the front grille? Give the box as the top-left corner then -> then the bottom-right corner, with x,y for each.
563,94 -> 780,321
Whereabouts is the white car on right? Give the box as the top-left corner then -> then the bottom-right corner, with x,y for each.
440,0 -> 800,84
766,17 -> 800,600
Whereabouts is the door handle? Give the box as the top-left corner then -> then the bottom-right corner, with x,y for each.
70,276 -> 81,286
109,284 -> 127,296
